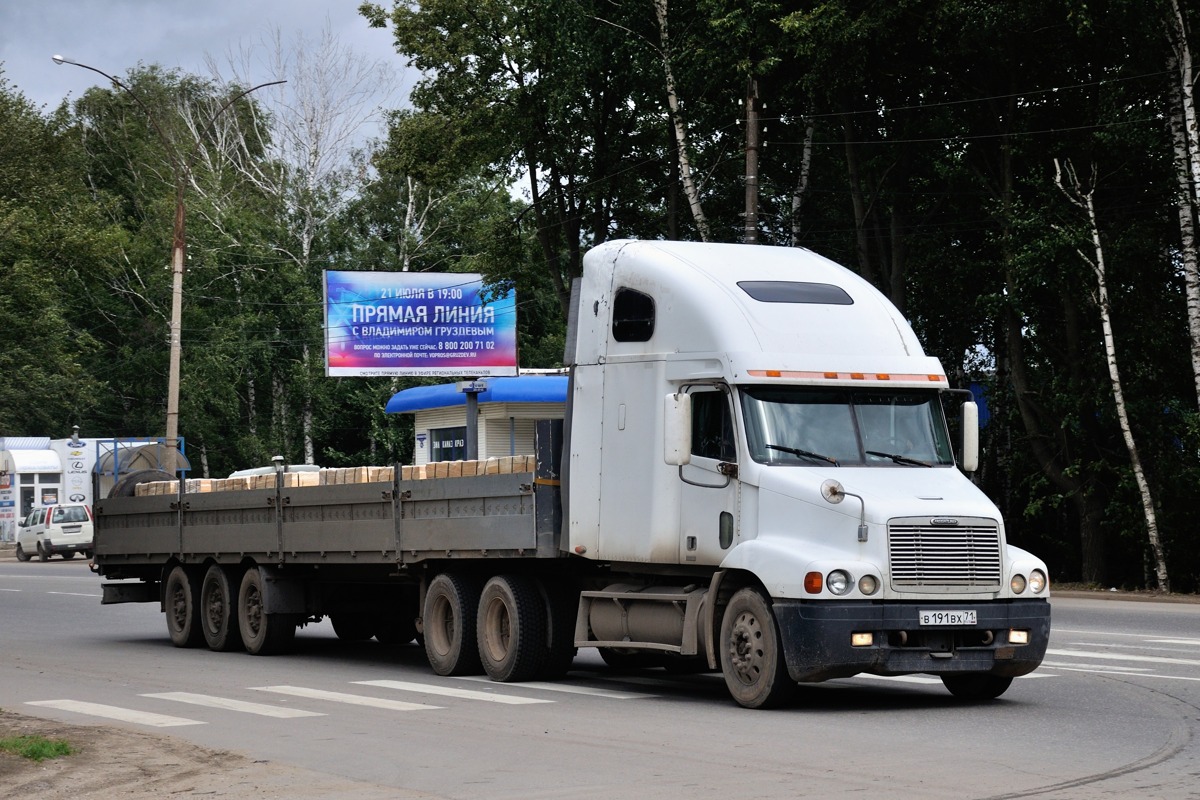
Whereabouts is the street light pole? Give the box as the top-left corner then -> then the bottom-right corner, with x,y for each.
52,55 -> 282,473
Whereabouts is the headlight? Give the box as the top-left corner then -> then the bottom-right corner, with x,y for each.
858,574 -> 879,595
1011,574 -> 1027,594
827,570 -> 852,596
1029,569 -> 1047,594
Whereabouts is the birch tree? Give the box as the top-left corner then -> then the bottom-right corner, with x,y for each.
1165,0 -> 1200,415
208,25 -> 399,464
1054,158 -> 1171,592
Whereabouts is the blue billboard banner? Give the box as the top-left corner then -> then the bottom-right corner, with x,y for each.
324,271 -> 518,377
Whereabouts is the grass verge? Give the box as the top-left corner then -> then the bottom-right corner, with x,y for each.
0,734 -> 75,762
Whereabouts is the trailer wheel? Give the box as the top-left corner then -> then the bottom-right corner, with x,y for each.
941,673 -> 1013,701
477,574 -> 547,682
375,615 -> 418,646
238,567 -> 297,656
200,564 -> 243,652
718,588 -> 796,709
164,566 -> 203,647
538,579 -> 579,679
331,614 -> 376,641
423,572 -> 482,676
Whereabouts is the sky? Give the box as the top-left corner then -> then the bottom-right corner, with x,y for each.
0,0 -> 408,117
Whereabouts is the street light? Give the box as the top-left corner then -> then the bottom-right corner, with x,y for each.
52,55 -> 283,474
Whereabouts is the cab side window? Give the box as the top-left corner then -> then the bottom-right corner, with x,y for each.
691,390 -> 736,461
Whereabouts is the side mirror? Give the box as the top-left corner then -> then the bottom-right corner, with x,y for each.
664,392 -> 692,466
961,401 -> 979,473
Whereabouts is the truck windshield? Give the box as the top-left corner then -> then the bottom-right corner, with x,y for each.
740,387 -> 955,467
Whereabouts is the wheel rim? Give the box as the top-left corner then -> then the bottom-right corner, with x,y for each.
481,595 -> 512,662
203,578 -> 225,635
169,581 -> 188,631
428,594 -> 457,657
727,609 -> 766,687
243,584 -> 263,637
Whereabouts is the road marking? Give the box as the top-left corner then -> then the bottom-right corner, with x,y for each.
0,588 -> 20,592
455,676 -> 656,700
355,679 -> 553,705
252,685 -> 441,711
26,699 -> 202,727
1041,665 -> 1200,683
1042,660 -> 1151,672
46,591 -> 101,598
1147,639 -> 1200,646
142,692 -> 325,718
1046,647 -> 1200,667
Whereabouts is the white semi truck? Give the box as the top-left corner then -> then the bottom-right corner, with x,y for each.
93,239 -> 1050,709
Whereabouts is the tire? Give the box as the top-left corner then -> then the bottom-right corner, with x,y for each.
331,614 -> 376,641
718,587 -> 796,709
38,543 -> 49,562
375,615 -> 418,646
539,579 -> 579,679
108,469 -> 176,498
941,673 -> 1013,701
200,564 -> 243,652
477,574 -> 547,682
14,543 -> 29,562
599,648 -> 662,671
62,552 -> 76,560
238,567 -> 297,656
164,565 -> 204,647
423,572 -> 483,676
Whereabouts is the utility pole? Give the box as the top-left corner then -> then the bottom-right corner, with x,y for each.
52,55 -> 282,474
743,77 -> 760,244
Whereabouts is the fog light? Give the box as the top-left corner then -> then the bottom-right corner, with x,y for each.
1011,574 -> 1027,594
804,572 -> 823,594
827,570 -> 852,595
1009,629 -> 1030,645
858,575 -> 879,595
851,632 -> 873,647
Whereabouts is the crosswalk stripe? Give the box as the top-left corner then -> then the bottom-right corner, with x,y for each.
251,685 -> 442,711
1047,647 -> 1200,667
1041,665 -> 1200,683
455,676 -> 656,700
142,692 -> 326,718
355,679 -> 553,704
26,699 -> 203,727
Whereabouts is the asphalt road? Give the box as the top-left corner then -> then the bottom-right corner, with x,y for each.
3,556 -> 1199,799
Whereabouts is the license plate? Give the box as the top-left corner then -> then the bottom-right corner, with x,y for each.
919,609 -> 977,626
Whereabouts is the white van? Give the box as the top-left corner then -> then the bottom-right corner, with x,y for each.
16,504 -> 94,561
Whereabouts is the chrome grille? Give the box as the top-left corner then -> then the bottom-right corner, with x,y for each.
888,517 -> 1002,591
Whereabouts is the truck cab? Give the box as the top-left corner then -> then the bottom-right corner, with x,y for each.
565,239 -> 1050,707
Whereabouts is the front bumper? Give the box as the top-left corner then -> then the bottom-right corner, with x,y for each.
773,598 -> 1051,683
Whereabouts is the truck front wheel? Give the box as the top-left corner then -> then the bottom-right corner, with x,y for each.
238,567 -> 297,655
477,574 -> 547,682
164,566 -> 203,647
423,572 -> 482,676
941,673 -> 1013,701
718,588 -> 796,709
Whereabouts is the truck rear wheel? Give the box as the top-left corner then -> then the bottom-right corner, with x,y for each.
539,579 -> 578,679
718,587 -> 796,709
477,574 -> 547,682
238,567 -> 297,655
423,572 -> 482,676
200,564 -> 243,652
941,673 -> 1013,701
164,566 -> 203,647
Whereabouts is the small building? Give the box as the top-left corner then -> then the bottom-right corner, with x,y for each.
0,432 -> 186,541
385,375 -> 567,466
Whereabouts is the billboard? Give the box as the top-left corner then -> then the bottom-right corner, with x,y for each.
324,271 -> 518,377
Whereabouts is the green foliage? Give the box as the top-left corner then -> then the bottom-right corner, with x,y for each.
0,734 -> 75,762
